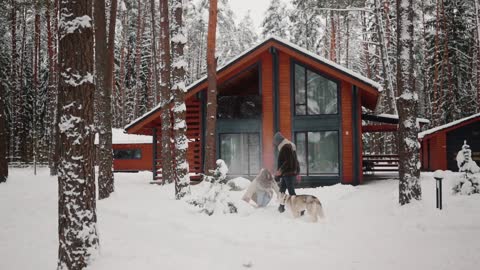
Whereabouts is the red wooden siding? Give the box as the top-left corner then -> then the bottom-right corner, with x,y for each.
429,133 -> 447,170
261,53 -> 275,172
185,98 -> 202,175
278,52 -> 292,140
113,144 -> 153,171
153,97 -> 203,180
341,81 -> 354,184
356,87 -> 363,184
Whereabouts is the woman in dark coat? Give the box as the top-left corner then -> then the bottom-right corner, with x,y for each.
273,132 -> 300,213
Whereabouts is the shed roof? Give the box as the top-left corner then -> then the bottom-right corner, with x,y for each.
126,36 -> 382,134
95,129 -> 152,145
418,113 -> 480,139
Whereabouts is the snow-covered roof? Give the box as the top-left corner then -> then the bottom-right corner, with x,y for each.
377,113 -> 430,124
95,129 -> 152,145
418,113 -> 480,139
125,36 -> 382,132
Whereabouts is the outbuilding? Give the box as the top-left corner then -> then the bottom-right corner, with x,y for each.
95,129 -> 153,172
419,113 -> 480,171
125,37 -> 383,186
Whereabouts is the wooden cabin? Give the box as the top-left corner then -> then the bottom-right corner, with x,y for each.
95,129 -> 153,172
125,37 -> 382,186
419,113 -> 480,171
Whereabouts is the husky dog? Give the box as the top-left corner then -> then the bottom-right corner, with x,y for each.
280,193 -> 325,222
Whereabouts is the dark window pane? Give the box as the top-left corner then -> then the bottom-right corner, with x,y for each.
220,133 -> 260,175
248,134 -> 260,174
217,95 -> 261,119
296,104 -> 306,115
295,132 -> 307,174
306,70 -> 338,114
307,131 -> 339,174
295,64 -> 305,106
113,149 -> 142,160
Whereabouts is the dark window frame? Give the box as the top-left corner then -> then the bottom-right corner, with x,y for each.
294,130 -> 340,176
218,132 -> 261,176
293,62 -> 340,116
113,148 -> 142,160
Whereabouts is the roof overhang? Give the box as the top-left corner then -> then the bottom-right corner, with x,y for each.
419,113 -> 480,140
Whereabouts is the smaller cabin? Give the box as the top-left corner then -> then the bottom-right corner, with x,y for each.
95,129 -> 153,172
419,113 -> 480,171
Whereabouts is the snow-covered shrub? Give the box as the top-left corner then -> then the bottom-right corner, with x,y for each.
188,160 -> 238,215
226,177 -> 251,191
452,141 -> 480,195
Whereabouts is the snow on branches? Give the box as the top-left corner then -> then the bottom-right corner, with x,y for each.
188,160 -> 238,216
452,141 -> 480,195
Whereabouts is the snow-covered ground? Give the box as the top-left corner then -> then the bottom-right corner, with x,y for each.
1,168 -> 480,270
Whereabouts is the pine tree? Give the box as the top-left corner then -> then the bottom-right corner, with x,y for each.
396,0 -> 422,205
160,0 -> 173,183
94,0 -> 118,200
289,0 -> 323,53
204,0 -> 218,174
57,0 -> 99,268
261,0 -> 289,39
0,50 -> 9,183
171,0 -> 190,199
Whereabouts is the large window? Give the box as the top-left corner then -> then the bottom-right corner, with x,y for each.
217,95 -> 262,119
219,133 -> 260,175
294,64 -> 338,115
295,131 -> 339,175
113,149 -> 142,160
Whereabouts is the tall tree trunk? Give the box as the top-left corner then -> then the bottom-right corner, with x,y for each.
57,0 -> 99,268
396,0 -> 421,205
374,0 -> 397,114
133,0 -> 144,118
432,0 -> 441,124
33,0 -> 41,172
476,0 -> 480,111
329,10 -> 336,62
0,67 -> 7,183
10,0 -> 17,162
159,0 -> 173,183
95,0 -> 118,200
204,0 -> 218,174
118,10 -> 128,127
46,0 -> 58,174
361,11 -> 372,79
150,0 -> 159,105
171,0 -> 190,199
52,0 -> 61,175
17,7 -> 27,163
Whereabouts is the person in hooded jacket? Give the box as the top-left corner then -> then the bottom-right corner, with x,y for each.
273,132 -> 300,213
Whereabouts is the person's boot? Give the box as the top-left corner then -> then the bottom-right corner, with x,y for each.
278,204 -> 285,213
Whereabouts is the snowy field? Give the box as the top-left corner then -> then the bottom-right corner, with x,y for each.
1,168 -> 480,270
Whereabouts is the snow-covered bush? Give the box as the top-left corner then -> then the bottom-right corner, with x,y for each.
452,141 -> 480,195
226,177 -> 251,191
188,160 -> 238,215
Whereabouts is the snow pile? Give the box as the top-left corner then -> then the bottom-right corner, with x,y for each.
188,160 -> 238,215
226,177 -> 251,191
452,141 -> 480,195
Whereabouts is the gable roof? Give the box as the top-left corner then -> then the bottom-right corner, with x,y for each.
126,36 -> 382,134
418,113 -> 480,139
